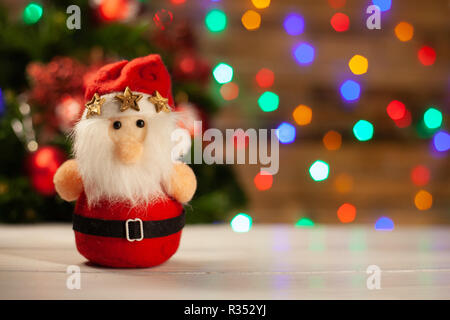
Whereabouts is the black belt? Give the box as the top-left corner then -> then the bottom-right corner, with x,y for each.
72,210 -> 185,242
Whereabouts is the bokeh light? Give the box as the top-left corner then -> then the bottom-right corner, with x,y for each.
230,213 -> 252,233
386,100 -> 406,120
353,120 -> 374,141
375,216 -> 394,231
418,46 -> 436,66
178,55 -> 195,74
293,43 -> 315,65
220,82 -> 239,100
251,0 -> 271,9
323,130 -> 342,150
255,68 -> 274,88
258,91 -> 279,112
334,173 -> 353,194
330,13 -> 350,32
292,105 -> 312,126
337,203 -> 356,223
340,80 -> 360,101
432,130 -> 450,152
254,171 -> 273,191
34,147 -> 59,170
394,109 -> 412,128
171,0 -> 186,4
414,190 -> 433,211
98,0 -> 130,22
309,160 -> 330,182
283,13 -> 305,36
233,130 -> 249,150
153,9 -> 173,30
395,22 -> 414,42
411,165 -> 430,186
205,9 -> 227,33
295,217 -> 315,228
0,89 -> 5,116
327,0 -> 346,9
276,122 -> 296,144
212,62 -> 233,84
23,2 -> 43,24
348,55 -> 368,75
241,10 -> 261,31
372,0 -> 392,12
423,107 -> 443,129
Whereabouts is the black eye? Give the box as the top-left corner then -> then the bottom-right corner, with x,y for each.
113,121 -> 121,130
136,119 -> 145,128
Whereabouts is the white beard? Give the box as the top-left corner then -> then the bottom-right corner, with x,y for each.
72,112 -> 178,207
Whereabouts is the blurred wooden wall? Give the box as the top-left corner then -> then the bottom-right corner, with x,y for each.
176,0 -> 449,224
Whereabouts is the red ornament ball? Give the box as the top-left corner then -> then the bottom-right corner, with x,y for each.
28,146 -> 66,196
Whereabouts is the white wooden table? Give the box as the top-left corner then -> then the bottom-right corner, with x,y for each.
0,224 -> 449,299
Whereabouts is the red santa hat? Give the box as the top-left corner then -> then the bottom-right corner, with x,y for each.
82,54 -> 174,120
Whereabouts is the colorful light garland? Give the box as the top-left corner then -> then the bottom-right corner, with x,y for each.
432,130 -> 450,152
258,91 -> 279,112
414,190 -> 433,211
293,43 -> 315,65
372,0 -> 392,12
220,82 -> 239,101
292,105 -> 312,126
353,120 -> 374,141
340,80 -> 360,101
251,0 -> 270,9
418,46 -> 436,66
295,217 -> 315,228
323,130 -> 342,150
230,213 -> 253,233
337,203 -> 356,223
395,22 -> 414,42
23,2 -> 43,24
386,100 -> 406,120
375,216 -> 394,231
242,10 -> 261,31
276,122 -> 296,144
254,171 -> 273,191
411,165 -> 430,186
212,63 -> 233,84
348,55 -> 368,75
205,9 -> 227,33
309,160 -> 330,181
255,68 -> 274,88
283,13 -> 305,36
330,13 -> 349,32
423,107 -> 443,130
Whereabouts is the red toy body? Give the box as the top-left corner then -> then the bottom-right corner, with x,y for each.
53,55 -> 197,268
74,192 -> 184,268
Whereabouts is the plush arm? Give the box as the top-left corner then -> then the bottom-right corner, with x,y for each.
53,159 -> 83,202
166,163 -> 197,204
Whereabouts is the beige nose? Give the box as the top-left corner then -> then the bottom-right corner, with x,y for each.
114,138 -> 143,165
108,116 -> 148,165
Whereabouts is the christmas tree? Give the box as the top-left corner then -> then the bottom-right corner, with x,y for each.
0,0 -> 246,223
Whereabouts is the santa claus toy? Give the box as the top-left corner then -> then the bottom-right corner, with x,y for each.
53,55 -> 196,268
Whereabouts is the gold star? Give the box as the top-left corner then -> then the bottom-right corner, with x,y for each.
148,91 -> 171,113
115,87 -> 143,112
85,93 -> 105,118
